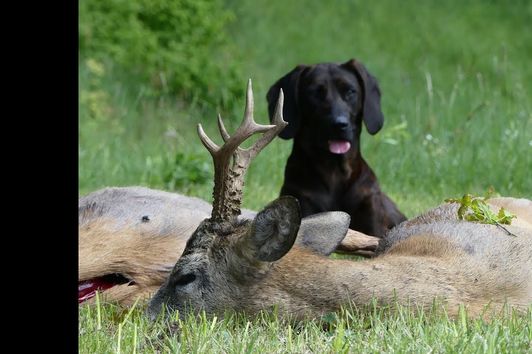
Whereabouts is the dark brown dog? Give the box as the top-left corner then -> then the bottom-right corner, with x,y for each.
266,58 -> 406,237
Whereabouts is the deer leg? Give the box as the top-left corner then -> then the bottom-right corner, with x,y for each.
335,229 -> 379,257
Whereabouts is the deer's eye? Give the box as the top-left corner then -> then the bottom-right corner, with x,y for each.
175,273 -> 196,287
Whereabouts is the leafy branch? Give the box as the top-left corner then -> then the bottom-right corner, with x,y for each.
445,193 -> 517,236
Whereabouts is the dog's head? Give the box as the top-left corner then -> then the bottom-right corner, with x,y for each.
266,59 -> 384,155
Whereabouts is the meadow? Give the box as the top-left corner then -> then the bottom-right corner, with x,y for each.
79,0 -> 532,352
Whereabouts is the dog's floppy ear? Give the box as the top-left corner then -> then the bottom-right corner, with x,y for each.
342,59 -> 384,135
266,65 -> 307,139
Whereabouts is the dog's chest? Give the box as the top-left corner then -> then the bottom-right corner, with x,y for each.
310,166 -> 353,204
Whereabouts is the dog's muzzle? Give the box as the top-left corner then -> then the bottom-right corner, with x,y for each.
328,115 -> 353,154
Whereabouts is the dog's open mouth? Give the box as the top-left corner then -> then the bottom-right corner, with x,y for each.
328,140 -> 351,154
78,273 -> 135,303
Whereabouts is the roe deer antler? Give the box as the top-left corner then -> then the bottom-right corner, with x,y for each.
197,79 -> 287,222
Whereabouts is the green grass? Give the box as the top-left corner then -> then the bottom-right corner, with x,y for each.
79,0 -> 532,352
79,0 -> 532,215
79,299 -> 532,353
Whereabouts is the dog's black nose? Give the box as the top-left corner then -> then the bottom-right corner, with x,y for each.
334,121 -> 349,130
332,116 -> 350,131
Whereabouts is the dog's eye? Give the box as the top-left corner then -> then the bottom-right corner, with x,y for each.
344,89 -> 357,101
174,273 -> 196,288
312,85 -> 327,100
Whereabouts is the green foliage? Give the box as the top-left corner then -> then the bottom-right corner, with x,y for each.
162,151 -> 211,193
79,0 -> 243,107
79,0 -> 532,213
445,193 -> 516,229
79,59 -> 112,120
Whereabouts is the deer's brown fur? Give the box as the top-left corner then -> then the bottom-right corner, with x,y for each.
147,197 -> 532,320
78,188 -> 364,305
79,219 -> 185,305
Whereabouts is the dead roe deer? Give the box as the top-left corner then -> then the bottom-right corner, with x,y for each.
145,80 -> 532,320
79,187 -> 372,304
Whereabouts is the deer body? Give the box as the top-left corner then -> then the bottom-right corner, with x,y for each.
79,187 -> 359,304
148,197 -> 532,319
79,186 -> 211,303
257,204 -> 532,318
79,186 -> 257,304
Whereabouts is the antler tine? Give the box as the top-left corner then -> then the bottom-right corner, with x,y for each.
217,114 -> 231,143
271,88 -> 285,126
230,79 -> 276,144
244,78 -> 254,125
197,123 -> 220,156
241,88 -> 287,160
211,79 -> 276,158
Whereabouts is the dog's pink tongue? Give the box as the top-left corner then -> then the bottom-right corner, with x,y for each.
328,140 -> 351,154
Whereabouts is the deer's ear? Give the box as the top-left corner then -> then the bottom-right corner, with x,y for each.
295,212 -> 351,256
247,196 -> 301,262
